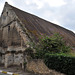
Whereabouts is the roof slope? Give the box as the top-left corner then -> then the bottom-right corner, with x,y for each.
8,3 -> 75,46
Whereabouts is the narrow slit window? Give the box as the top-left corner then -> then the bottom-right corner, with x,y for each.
7,12 -> 8,16
8,26 -> 10,31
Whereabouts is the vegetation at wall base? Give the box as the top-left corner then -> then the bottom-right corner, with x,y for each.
28,33 -> 75,75
44,53 -> 75,75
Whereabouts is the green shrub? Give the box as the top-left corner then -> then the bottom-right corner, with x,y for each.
34,33 -> 71,58
44,53 -> 75,75
28,33 -> 73,74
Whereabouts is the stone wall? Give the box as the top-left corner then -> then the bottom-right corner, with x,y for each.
2,22 -> 21,47
0,12 -> 28,68
0,54 -> 1,62
2,26 -> 8,47
5,53 -> 14,68
14,53 -> 23,65
5,52 -> 24,68
7,46 -> 25,51
1,2 -> 16,26
0,47 -> 6,64
0,1 -> 30,49
0,29 -> 2,47
1,21 -> 29,51
0,2 -> 31,68
0,2 -> 30,48
15,21 -> 30,47
26,59 -> 50,74
2,55 -> 5,64
2,20 -> 30,50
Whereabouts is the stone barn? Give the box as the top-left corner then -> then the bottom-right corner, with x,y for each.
0,2 -> 75,69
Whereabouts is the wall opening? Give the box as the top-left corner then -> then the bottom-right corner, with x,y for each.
7,12 -> 8,16
8,26 -> 10,31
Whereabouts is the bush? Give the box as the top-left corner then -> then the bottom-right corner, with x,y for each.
44,53 -> 75,75
34,33 -> 71,58
28,33 -> 74,74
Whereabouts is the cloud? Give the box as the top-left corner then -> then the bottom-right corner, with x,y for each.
52,19 -> 61,25
55,0 -> 75,32
73,31 -> 75,33
0,0 -> 5,15
32,0 -> 44,9
44,0 -> 66,7
24,0 -> 66,9
5,0 -> 14,5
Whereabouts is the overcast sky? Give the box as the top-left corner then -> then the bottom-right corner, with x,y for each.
0,0 -> 75,33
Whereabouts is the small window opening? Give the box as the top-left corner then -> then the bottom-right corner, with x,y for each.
7,12 -> 8,16
8,26 -> 10,31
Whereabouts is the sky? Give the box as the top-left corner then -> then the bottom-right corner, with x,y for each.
0,0 -> 75,33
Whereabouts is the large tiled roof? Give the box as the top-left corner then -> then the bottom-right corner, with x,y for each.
8,3 -> 75,46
